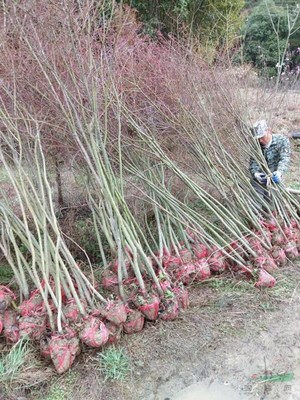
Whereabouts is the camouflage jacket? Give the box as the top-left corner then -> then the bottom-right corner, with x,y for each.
249,134 -> 291,177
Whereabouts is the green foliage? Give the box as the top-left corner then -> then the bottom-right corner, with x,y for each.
0,264 -> 14,285
190,0 -> 246,48
96,346 -> 130,381
125,0 -> 189,35
73,218 -> 100,262
61,215 -> 108,263
122,0 -> 245,49
241,0 -> 300,77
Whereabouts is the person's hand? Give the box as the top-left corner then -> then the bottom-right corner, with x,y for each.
272,171 -> 282,184
254,172 -> 267,185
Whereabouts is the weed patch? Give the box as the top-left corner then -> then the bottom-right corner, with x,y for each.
41,371 -> 78,400
0,337 -> 30,390
94,346 -> 130,381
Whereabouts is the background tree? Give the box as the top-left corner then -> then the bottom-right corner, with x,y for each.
241,0 -> 300,77
121,0 -> 245,55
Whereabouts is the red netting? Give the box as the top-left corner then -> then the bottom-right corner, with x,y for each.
261,218 -> 278,232
179,249 -> 193,264
0,313 -> 3,334
49,333 -> 80,374
106,321 -> 123,345
63,298 -> 82,323
3,310 -> 19,342
79,316 -> 109,347
138,295 -> 160,321
208,250 -> 227,273
174,263 -> 198,285
162,255 -> 182,269
0,285 -> 16,312
255,269 -> 276,288
19,315 -> 47,340
159,298 -> 179,321
194,260 -> 211,281
173,287 -> 189,310
19,291 -> 45,317
272,246 -> 287,266
123,310 -> 144,334
193,243 -> 209,260
254,255 -> 277,273
246,238 -> 265,255
284,241 -> 299,260
104,301 -> 127,325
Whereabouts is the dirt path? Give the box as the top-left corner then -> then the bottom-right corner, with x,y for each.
132,268 -> 300,400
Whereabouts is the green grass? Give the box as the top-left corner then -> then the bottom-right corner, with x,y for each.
259,301 -> 277,312
43,387 -> 67,400
202,272 -> 298,314
205,277 -> 254,293
205,270 -> 297,299
254,272 -> 299,313
0,337 -> 53,397
41,371 -> 77,400
0,336 -> 30,391
95,346 -> 130,381
268,275 -> 296,297
255,372 -> 294,383
289,182 -> 300,190
0,264 -> 14,285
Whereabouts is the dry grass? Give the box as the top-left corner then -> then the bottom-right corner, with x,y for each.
0,340 -> 53,400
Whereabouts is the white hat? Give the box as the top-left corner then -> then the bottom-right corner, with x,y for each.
252,120 -> 268,139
